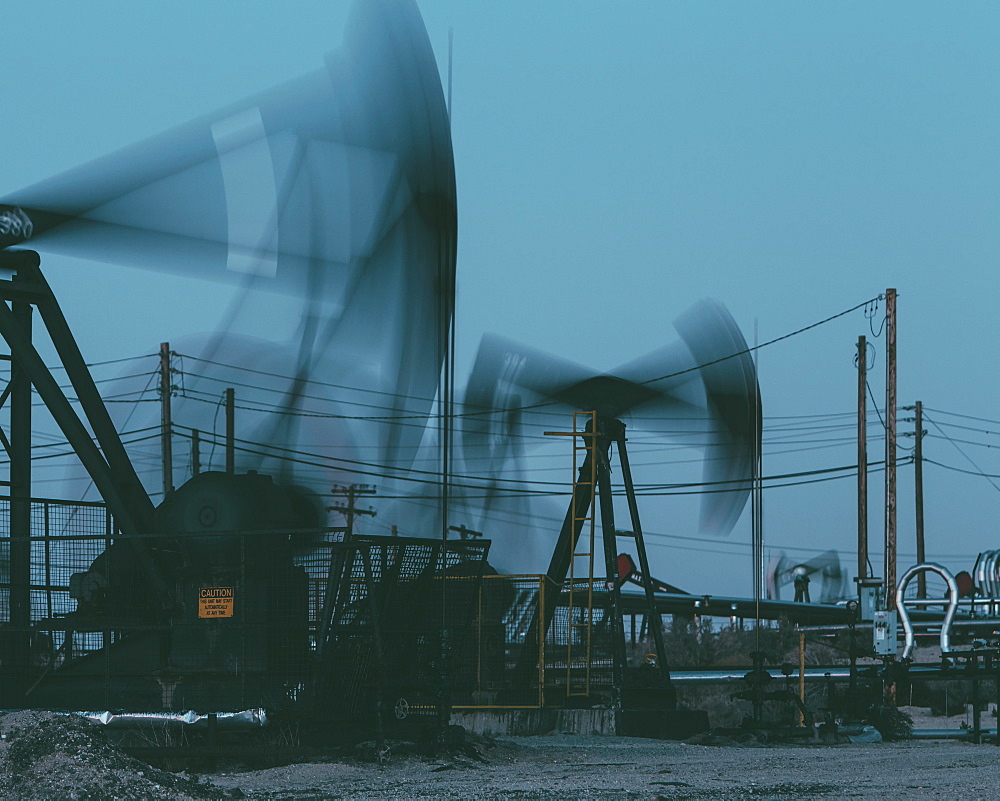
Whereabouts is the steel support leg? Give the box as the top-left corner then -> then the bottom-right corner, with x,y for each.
616,427 -> 675,708
596,425 -> 626,717
8,283 -> 31,701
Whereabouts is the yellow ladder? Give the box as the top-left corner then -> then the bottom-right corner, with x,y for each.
566,410 -> 597,697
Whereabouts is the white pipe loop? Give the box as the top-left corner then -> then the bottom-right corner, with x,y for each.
896,562 -> 959,661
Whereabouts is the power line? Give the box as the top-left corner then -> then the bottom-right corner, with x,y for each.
160,422 -> 907,497
925,458 -> 1000,482
925,434 -> 1000,450
638,295 -> 884,387
923,413 -> 1000,496
178,295 -> 883,422
923,418 -> 1000,438
178,351 -> 445,410
924,407 -> 1000,427
45,353 -> 157,373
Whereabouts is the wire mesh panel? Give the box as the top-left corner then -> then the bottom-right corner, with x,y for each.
544,581 -> 616,705
449,575 -> 548,708
0,494 -> 343,713
293,534 -> 345,647
0,498 -> 110,627
0,497 -> 112,685
312,535 -> 490,724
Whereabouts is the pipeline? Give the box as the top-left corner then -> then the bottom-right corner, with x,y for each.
0,709 -> 269,728
669,663 -> 990,685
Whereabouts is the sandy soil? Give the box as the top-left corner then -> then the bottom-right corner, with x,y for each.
207,734 -> 1000,800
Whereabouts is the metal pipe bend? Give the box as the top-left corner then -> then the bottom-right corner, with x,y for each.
986,551 -> 1000,604
896,562 -> 959,661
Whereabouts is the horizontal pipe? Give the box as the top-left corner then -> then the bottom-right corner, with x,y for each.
911,728 -> 994,740
796,618 -> 1000,634
81,709 -> 268,728
0,709 -> 268,728
670,668 -> 854,685
669,663 -> 999,685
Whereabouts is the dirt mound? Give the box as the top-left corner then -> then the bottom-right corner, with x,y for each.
0,711 -> 241,801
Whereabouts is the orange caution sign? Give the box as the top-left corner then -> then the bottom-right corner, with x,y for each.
198,586 -> 235,618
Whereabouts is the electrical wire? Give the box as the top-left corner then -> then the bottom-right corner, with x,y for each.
637,295 -> 884,388
924,407 -> 1000,427
923,413 -> 1000,496
177,295 -> 884,423
924,458 -> 1000,482
161,423 -> 906,496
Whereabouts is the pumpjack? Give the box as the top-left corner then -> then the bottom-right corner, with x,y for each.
0,249 -> 320,711
0,0 -> 458,716
463,300 -> 761,736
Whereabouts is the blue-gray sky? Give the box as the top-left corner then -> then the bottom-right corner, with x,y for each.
2,1 -> 999,596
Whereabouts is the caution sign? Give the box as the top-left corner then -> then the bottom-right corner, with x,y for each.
198,587 -> 235,618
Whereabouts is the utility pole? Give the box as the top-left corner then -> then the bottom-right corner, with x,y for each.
752,319 -> 764,606
448,524 -> 482,540
191,429 -> 201,477
857,336 -> 868,582
225,388 -> 235,475
159,342 -> 173,496
329,484 -> 377,538
884,288 -> 897,610
914,400 -> 925,598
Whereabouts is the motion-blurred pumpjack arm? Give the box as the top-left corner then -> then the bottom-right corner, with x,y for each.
0,250 -> 172,609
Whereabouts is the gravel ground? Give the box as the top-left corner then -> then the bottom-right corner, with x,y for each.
207,734 -> 1000,800
3,709 -> 996,800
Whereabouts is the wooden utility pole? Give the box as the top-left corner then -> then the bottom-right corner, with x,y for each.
884,289 -> 897,610
752,319 -> 764,606
225,388 -> 235,475
191,429 -> 201,476
159,342 -> 173,496
914,400 -> 925,598
448,524 -> 482,540
857,336 -> 868,582
329,484 -> 377,537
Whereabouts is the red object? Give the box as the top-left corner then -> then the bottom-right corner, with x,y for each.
617,553 -> 636,581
